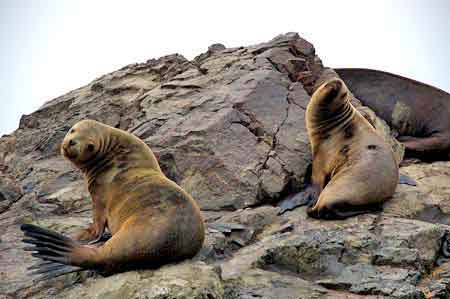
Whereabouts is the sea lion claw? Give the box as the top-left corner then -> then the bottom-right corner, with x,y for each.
87,231 -> 111,245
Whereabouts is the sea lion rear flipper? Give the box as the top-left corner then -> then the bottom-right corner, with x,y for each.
28,261 -> 83,282
398,135 -> 450,153
398,174 -> 417,186
21,224 -> 88,281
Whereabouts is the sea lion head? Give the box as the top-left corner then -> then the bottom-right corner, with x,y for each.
315,78 -> 348,105
61,120 -> 103,166
307,78 -> 350,123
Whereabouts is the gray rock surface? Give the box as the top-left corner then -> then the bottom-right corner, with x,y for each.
1,33 -> 450,298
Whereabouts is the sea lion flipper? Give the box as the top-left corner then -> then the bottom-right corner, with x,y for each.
21,224 -> 78,263
398,174 -> 417,186
336,68 -> 450,160
400,135 -> 450,153
278,191 -> 313,215
21,224 -> 74,244
30,262 -> 77,275
207,223 -> 246,233
20,224 -> 88,280
278,182 -> 320,215
32,264 -> 84,282
20,224 -> 96,273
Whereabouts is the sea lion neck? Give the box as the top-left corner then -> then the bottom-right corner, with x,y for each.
81,127 -> 162,186
308,95 -> 355,138
81,130 -> 119,183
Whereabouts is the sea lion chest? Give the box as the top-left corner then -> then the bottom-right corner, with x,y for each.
90,168 -> 165,235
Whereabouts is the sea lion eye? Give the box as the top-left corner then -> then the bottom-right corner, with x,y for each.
87,144 -> 95,152
70,129 -> 75,134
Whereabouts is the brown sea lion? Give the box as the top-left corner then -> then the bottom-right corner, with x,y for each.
21,119 -> 205,280
279,78 -> 399,219
335,68 -> 450,160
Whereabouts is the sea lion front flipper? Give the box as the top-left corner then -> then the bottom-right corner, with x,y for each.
278,184 -> 320,215
398,174 -> 417,186
71,200 -> 107,243
278,191 -> 311,215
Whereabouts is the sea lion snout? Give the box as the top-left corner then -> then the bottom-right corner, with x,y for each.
324,79 -> 342,91
61,139 -> 76,152
322,79 -> 346,99
314,79 -> 348,107
61,138 -> 80,160
61,120 -> 100,164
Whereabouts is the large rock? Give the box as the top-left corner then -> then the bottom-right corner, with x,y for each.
220,213 -> 445,298
56,262 -> 224,299
224,269 -> 381,299
1,33 -> 450,298
0,174 -> 22,213
384,161 -> 450,225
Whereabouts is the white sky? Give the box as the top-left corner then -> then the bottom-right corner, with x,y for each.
1,0 -> 449,136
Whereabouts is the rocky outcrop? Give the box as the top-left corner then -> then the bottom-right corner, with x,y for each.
1,33 -> 449,298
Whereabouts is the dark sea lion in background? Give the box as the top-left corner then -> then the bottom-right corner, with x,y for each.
335,68 -> 450,160
279,78 -> 399,219
21,119 -> 205,280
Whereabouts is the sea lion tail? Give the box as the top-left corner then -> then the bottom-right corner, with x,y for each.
21,224 -> 87,281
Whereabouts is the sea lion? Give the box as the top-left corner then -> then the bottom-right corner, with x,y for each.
279,78 -> 399,219
335,68 -> 450,160
21,119 -> 205,280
